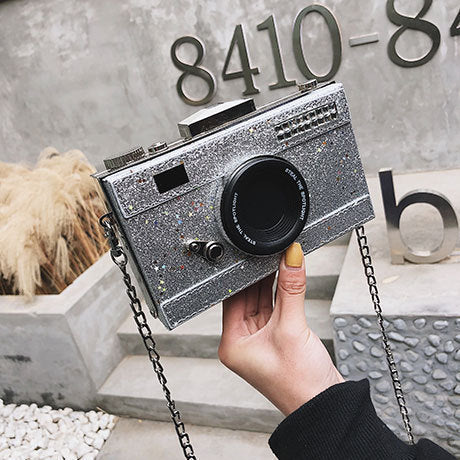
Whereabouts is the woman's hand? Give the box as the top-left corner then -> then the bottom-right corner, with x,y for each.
218,242 -> 344,416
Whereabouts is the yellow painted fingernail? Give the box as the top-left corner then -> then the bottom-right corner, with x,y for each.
285,242 -> 303,267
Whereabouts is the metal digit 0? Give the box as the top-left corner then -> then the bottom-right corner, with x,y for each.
292,5 -> 342,82
170,36 -> 216,106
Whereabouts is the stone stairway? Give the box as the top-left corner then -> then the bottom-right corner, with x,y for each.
96,235 -> 349,433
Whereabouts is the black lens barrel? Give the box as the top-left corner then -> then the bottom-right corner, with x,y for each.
220,156 -> 309,255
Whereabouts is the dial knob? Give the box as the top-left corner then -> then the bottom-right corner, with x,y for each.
103,146 -> 146,171
148,141 -> 168,153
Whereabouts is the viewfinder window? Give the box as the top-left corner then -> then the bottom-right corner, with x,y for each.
153,163 -> 189,194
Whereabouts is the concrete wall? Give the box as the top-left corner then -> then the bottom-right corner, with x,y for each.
0,0 -> 459,174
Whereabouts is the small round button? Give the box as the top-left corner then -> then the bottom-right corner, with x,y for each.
148,141 -> 168,153
205,242 -> 224,262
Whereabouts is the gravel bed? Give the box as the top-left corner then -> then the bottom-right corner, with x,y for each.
0,399 -> 117,460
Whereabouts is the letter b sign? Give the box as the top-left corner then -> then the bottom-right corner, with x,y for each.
379,169 -> 459,264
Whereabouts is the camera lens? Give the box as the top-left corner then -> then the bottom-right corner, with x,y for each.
220,156 -> 309,255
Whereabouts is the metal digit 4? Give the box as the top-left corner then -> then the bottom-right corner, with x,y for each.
99,213 -> 198,460
222,24 -> 260,96
451,9 -> 460,37
355,226 -> 414,445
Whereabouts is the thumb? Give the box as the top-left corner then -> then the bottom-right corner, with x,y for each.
275,242 -> 307,324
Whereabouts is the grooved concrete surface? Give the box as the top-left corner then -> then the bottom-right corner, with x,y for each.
97,418 -> 275,460
1,0 -> 459,175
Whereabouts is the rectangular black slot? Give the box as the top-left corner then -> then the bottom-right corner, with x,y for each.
154,163 -> 189,194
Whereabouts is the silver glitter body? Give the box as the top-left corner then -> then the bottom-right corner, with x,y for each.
96,83 -> 374,330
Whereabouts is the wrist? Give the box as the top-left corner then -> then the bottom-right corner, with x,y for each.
275,368 -> 345,416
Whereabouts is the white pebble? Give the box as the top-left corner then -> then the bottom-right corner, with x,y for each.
9,438 -> 22,448
0,449 -> 12,460
83,435 -> 94,446
27,420 -> 38,430
0,439 -> 7,451
2,404 -> 16,418
92,434 -> 104,450
100,428 -> 111,440
62,447 -> 77,460
58,419 -> 71,432
87,411 -> 98,423
37,413 -> 52,425
44,421 -> 58,435
15,427 -> 26,440
76,440 -> 92,457
4,424 -> 15,438
11,406 -> 25,421
37,435 -> 49,449
0,401 -> 115,458
99,413 -> 109,429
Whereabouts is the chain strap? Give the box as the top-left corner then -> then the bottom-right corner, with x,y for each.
99,213 -> 197,459
355,226 -> 414,445
99,213 -> 411,450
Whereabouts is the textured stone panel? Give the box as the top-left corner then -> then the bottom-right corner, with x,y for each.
333,315 -> 460,455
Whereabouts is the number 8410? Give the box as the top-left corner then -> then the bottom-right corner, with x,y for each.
171,2 -> 460,106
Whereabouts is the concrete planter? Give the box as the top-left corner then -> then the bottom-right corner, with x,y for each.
0,252 -> 128,409
331,171 -> 460,457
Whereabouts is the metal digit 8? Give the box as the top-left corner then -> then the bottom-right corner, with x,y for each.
386,0 -> 441,67
171,36 -> 216,106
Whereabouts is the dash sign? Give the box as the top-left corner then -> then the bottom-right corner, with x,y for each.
349,33 -> 380,47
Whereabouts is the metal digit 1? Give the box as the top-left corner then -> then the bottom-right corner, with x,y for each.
171,36 -> 216,106
257,15 -> 296,90
292,5 -> 342,82
386,0 -> 441,67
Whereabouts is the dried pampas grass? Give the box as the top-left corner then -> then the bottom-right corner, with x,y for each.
0,147 -> 108,297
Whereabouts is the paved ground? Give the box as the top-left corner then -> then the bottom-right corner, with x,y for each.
97,418 -> 275,460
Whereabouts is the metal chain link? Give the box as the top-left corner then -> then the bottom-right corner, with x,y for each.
99,213 -> 197,459
355,226 -> 414,445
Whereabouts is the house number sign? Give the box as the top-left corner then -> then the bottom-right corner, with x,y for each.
170,2 -> 460,106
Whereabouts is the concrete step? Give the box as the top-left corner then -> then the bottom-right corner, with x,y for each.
97,355 -> 283,433
327,231 -> 351,246
97,417 -> 275,460
118,298 -> 333,359
304,243 -> 347,299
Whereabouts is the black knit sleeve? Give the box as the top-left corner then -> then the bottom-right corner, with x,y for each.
268,379 -> 455,460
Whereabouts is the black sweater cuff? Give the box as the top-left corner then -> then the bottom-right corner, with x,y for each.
268,379 -> 454,460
